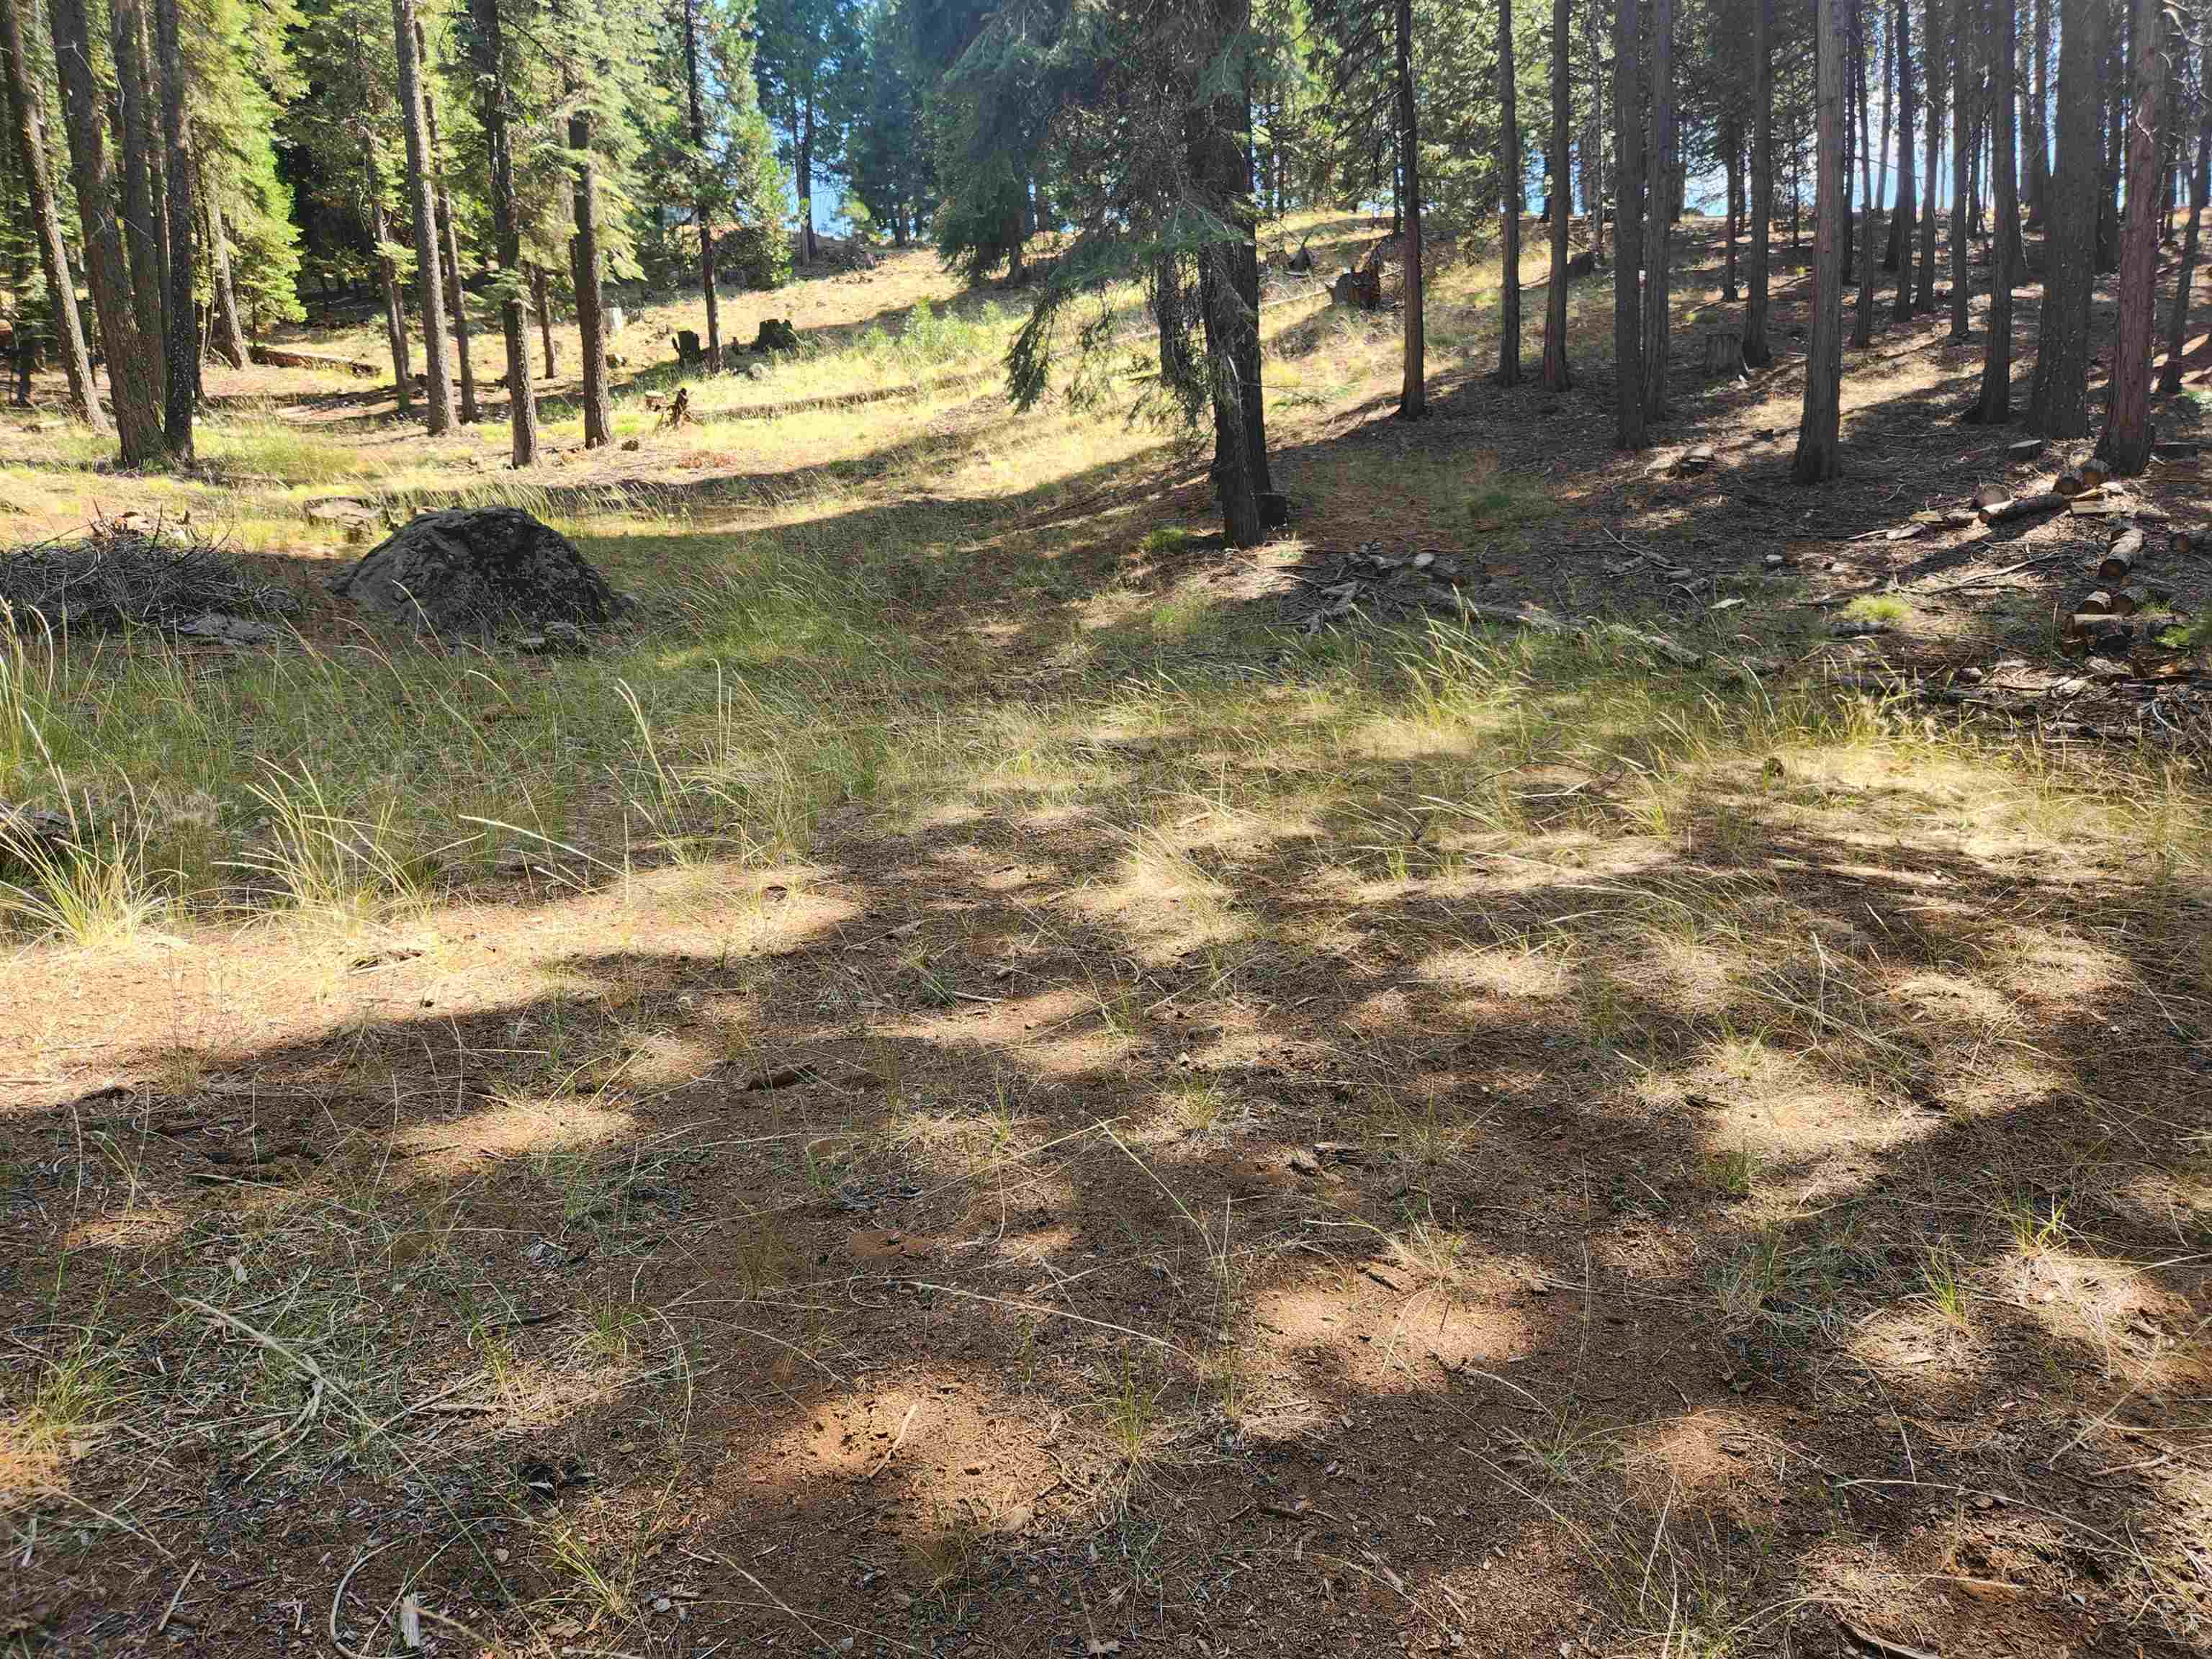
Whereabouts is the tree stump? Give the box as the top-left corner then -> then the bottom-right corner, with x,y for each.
1702,330 -> 1746,376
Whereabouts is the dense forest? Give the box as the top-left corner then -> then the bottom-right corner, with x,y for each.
4,0 -> 2203,518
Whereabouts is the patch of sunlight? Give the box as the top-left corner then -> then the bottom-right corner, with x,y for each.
396,1095 -> 636,1180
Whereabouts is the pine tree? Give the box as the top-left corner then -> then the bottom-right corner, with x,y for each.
1496,0 -> 1521,385
2098,0 -> 2168,472
0,0 -> 102,428
462,0 -> 539,465
1539,0 -> 1570,390
755,0 -> 860,266
2027,0 -> 2107,432
2158,5 -> 2206,395
153,0 -> 192,455
1795,0 -> 1847,481
1642,0 -> 1676,418
392,0 -> 454,432
1614,0 -> 1647,447
1975,0 -> 2018,421
45,0 -> 163,462
1746,0 -> 1775,364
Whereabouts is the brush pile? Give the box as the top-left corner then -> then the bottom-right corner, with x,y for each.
0,514 -> 297,637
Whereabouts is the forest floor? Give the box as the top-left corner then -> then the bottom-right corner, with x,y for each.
1,213 -> 2210,1659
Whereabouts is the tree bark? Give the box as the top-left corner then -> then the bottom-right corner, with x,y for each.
569,94 -> 610,447
1977,0 -> 2019,419
1892,0 -> 1917,313
1641,0 -> 1673,417
2157,16 -> 2207,394
2028,0 -> 2108,429
1395,0 -> 1425,415
367,143 -> 413,415
465,0 -> 538,466
2097,4 -> 2124,270
1854,0 -> 1879,346
1918,0 -> 1943,309
107,0 -> 163,372
531,264 -> 556,379
1541,0 -> 1573,390
204,194 -> 245,364
2026,0 -> 2051,220
680,0 -> 721,370
153,0 -> 191,455
1613,0 -> 1645,446
2097,0 -> 2167,471
1497,0 -> 1521,385
1748,0 -> 1774,363
1797,0 -> 1848,481
45,0 -> 161,462
1724,110 -> 1741,300
799,96 -> 819,266
0,0 -> 102,428
417,22 -> 477,423
1948,0 -> 1973,337
393,0 -> 454,433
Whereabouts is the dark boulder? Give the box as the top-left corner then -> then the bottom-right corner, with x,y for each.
331,508 -> 624,639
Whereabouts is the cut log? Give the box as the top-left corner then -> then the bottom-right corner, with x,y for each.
1980,492 -> 2067,524
2080,456 -> 2110,491
2065,613 -> 2148,653
2054,469 -> 2087,498
249,343 -> 379,377
2173,523 -> 2206,557
1676,444 -> 1717,476
2080,588 -> 2116,614
2006,437 -> 2046,462
1702,331 -> 1746,375
2098,529 -> 2144,585
2113,584 -> 2150,615
1972,484 -> 2011,511
2070,494 -> 2126,519
2152,439 -> 2204,458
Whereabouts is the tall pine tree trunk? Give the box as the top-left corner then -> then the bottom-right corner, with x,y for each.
531,265 -> 555,378
1612,0 -> 1645,446
2026,0 -> 2051,219
2157,17 -> 2207,395
367,144 -> 413,415
1498,0 -> 1522,385
1797,0 -> 1848,480
1395,0 -> 1425,415
0,0 -> 102,428
418,22 -> 476,422
569,89 -> 610,447
1854,0 -> 1879,346
1977,0 -> 2018,419
1918,0 -> 1944,309
204,194 -> 245,365
393,0 -> 453,433
680,0 -> 721,369
2097,9 -> 2123,270
1747,0 -> 1774,363
108,0 -> 163,375
1892,0 -> 1917,313
153,0 -> 190,455
799,98 -> 819,266
1541,0 -> 1573,389
1724,112 -> 1741,300
45,0 -> 161,462
1948,0 -> 1973,338
2028,0 -> 2106,429
1641,0 -> 1674,418
465,0 -> 537,466
2098,0 -> 2167,471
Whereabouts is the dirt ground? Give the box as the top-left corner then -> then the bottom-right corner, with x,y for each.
3,217 -> 2210,1659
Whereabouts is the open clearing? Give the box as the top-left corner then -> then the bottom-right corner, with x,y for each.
2,217 -> 2210,1659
